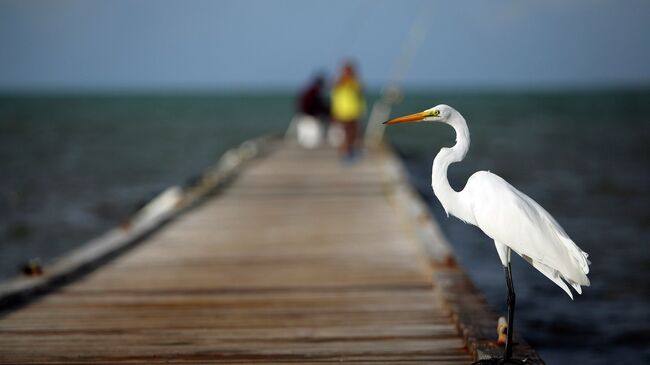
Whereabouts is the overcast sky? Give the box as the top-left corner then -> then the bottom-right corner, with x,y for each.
1,0 -> 649,92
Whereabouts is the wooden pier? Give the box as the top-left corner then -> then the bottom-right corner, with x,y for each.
0,141 -> 543,364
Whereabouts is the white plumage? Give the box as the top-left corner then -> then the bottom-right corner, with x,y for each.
384,105 -> 590,364
386,104 -> 590,298
384,104 -> 591,361
462,170 -> 590,299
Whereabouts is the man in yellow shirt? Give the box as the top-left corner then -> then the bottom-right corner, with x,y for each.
331,62 -> 365,160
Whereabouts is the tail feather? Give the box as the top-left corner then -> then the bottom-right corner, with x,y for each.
569,281 -> 582,294
526,257 -> 574,300
537,199 -> 591,282
557,234 -> 591,280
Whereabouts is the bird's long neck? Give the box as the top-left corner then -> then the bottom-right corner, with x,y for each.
432,112 -> 474,223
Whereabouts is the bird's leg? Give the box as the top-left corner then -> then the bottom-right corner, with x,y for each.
504,262 -> 516,361
471,263 -> 524,365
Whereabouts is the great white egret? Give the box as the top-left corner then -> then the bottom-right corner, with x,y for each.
384,105 -> 590,364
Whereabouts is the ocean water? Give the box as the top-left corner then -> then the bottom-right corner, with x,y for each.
1,91 -> 649,364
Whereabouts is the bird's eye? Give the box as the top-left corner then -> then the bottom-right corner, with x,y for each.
431,110 -> 440,116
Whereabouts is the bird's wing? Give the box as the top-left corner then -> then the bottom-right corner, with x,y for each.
461,171 -> 590,289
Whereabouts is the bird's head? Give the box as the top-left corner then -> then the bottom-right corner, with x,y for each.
383,104 -> 455,125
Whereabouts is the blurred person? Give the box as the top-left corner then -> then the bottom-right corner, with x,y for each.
331,61 -> 365,161
298,74 -> 329,120
291,74 -> 330,148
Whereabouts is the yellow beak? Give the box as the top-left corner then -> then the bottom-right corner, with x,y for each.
383,111 -> 429,125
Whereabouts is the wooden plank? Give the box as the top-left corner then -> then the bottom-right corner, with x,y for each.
0,142 -> 543,364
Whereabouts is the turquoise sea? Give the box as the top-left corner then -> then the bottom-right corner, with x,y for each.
1,90 -> 649,364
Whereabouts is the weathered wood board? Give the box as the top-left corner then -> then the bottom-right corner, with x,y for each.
0,143 -> 542,364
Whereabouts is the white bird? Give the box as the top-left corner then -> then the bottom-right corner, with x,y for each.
384,105 -> 590,363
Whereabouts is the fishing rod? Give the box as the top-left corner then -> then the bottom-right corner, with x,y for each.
364,2 -> 433,147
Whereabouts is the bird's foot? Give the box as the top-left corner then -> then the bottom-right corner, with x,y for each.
471,357 -> 527,365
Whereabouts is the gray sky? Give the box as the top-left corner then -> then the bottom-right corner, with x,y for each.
1,0 -> 649,92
